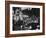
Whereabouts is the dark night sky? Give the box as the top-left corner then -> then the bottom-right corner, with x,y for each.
22,8 -> 40,17
13,7 -> 40,17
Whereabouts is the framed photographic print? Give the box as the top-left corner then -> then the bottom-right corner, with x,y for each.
5,1 -> 45,37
